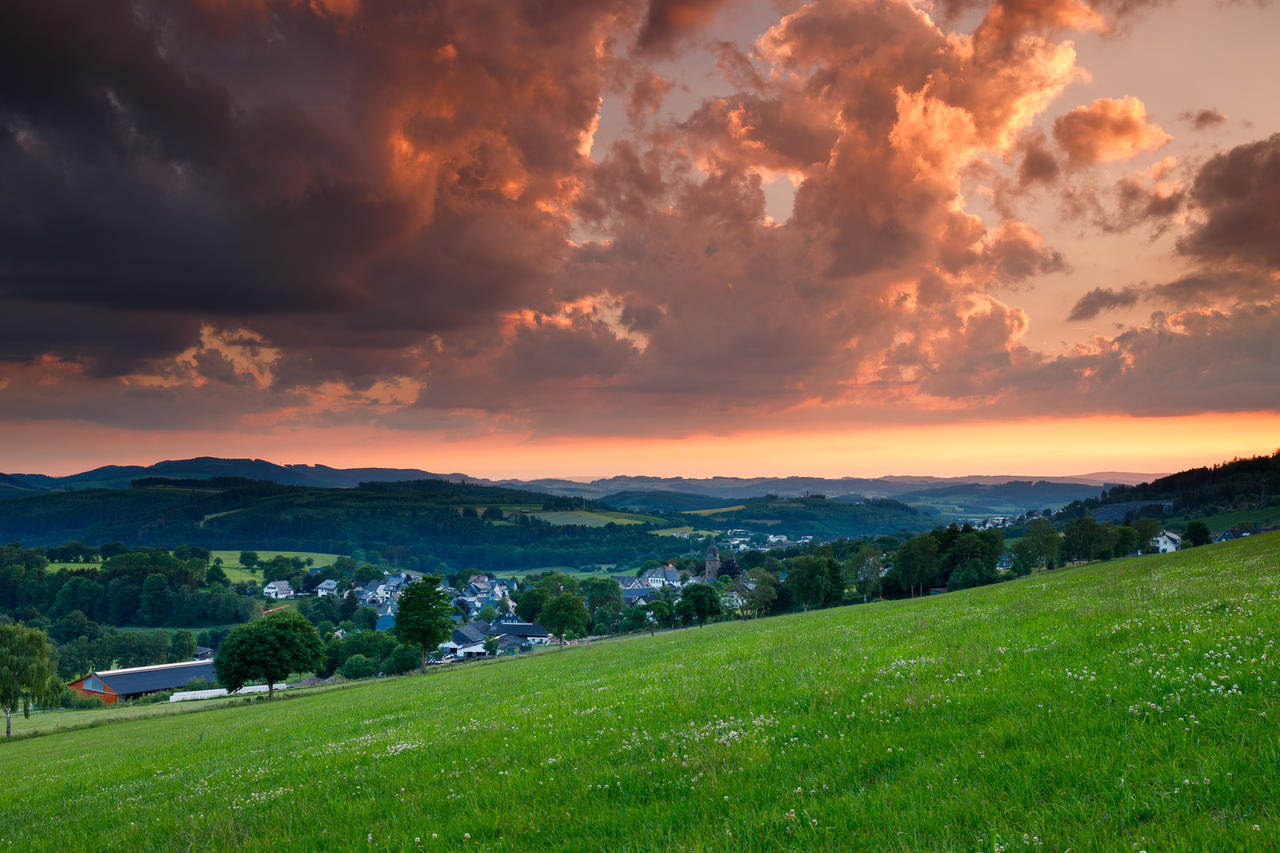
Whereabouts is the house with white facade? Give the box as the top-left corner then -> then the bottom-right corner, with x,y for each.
640,566 -> 683,589
263,580 -> 294,600
1154,530 -> 1182,553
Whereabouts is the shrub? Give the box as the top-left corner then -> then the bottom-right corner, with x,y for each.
67,692 -> 106,711
380,645 -> 420,675
134,691 -> 174,705
339,653 -> 377,680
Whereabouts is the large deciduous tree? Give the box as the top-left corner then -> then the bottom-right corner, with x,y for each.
1184,520 -> 1212,547
0,624 -> 61,737
896,534 -> 939,597
787,556 -> 844,609
391,576 -> 456,669
745,569 -> 779,616
214,610 -> 323,700
1020,518 -> 1062,569
680,583 -> 722,627
138,573 -> 170,626
540,592 -> 589,644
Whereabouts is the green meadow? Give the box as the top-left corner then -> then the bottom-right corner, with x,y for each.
530,509 -> 663,527
209,550 -> 344,583
3,535 -> 1278,851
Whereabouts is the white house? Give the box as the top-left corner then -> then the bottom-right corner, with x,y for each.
264,580 -> 294,599
316,579 -> 340,597
640,566 -> 682,589
1154,530 -> 1182,553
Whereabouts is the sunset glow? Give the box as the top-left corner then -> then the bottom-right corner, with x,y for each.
1,0 -> 1277,477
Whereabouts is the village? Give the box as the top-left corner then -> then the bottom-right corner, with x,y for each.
56,518 -> 1226,709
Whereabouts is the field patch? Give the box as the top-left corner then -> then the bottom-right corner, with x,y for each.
209,550 -> 345,583
686,504 -> 746,516
3,534 -> 1278,851
650,525 -> 717,537
531,510 -> 658,527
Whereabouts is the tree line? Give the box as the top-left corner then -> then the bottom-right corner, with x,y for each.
0,543 -> 254,630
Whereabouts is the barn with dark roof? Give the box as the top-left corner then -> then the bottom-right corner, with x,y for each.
67,660 -> 217,705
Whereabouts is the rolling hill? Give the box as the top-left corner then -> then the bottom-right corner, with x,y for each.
885,480 -> 1108,519
4,533 -> 1276,850
2,457 -> 466,491
1,456 -> 1160,500
687,495 -> 936,537
0,478 -> 673,572
1063,451 -> 1280,520
600,490 -> 736,513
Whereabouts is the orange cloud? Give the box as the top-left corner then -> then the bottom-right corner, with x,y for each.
1053,96 -> 1171,166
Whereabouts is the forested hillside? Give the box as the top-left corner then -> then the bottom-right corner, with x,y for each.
0,479 -> 677,572
689,495 -> 934,537
1060,451 -> 1279,520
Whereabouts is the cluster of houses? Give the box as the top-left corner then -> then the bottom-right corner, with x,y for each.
438,612 -> 551,659
611,545 -> 753,608
449,575 -> 514,618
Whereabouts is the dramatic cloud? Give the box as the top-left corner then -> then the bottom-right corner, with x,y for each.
636,0 -> 729,53
1068,286 -> 1142,321
0,0 -> 1276,454
1017,131 -> 1062,185
1052,96 -> 1171,166
1178,133 -> 1280,268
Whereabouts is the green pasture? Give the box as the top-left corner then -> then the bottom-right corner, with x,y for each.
10,683 -> 361,737
531,510 -> 661,527
687,504 -> 746,516
1165,504 -> 1280,535
209,550 -> 344,583
10,693 -> 263,737
650,525 -> 717,537
3,534 -> 1278,851
42,561 -> 94,573
899,497 -> 1002,520
487,565 -> 621,580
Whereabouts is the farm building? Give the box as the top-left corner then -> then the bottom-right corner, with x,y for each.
67,660 -> 217,705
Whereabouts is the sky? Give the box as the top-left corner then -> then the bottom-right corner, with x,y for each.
0,0 -> 1277,479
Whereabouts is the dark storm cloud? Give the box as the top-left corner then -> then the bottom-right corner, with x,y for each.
1178,133 -> 1280,268
0,0 -> 1275,438
1067,286 -> 1143,321
0,0 -> 632,378
1017,132 -> 1062,185
635,0 -> 730,54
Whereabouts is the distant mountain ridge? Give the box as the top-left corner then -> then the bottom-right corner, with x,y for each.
1,456 -> 1161,500
2,457 -> 466,492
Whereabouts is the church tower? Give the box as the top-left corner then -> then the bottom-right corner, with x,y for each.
705,543 -> 721,579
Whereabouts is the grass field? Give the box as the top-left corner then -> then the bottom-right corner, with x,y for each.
1165,505 -> 1280,535
531,509 -> 662,527
209,550 -> 344,583
487,565 -> 621,580
651,525 -> 718,537
687,504 -> 747,516
3,534 -> 1278,851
